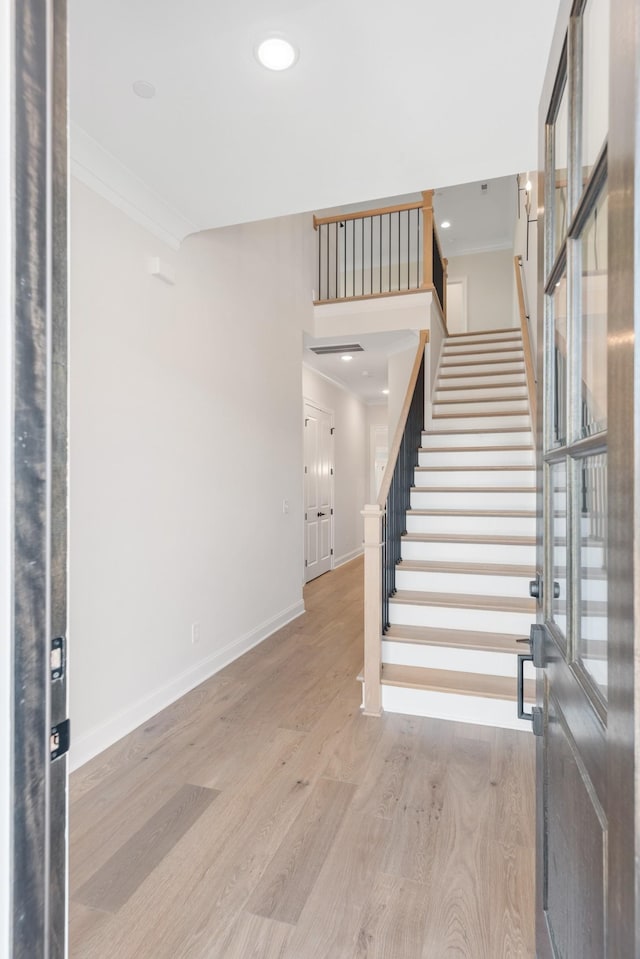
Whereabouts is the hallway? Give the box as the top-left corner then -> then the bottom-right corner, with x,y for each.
69,557 -> 535,958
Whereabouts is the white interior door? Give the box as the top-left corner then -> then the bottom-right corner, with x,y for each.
304,402 -> 333,582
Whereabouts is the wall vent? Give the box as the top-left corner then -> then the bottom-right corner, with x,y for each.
308,343 -> 364,355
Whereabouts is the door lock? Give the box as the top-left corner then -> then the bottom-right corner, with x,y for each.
317,511 -> 325,517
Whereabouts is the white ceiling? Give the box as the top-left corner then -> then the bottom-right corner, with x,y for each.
69,0 -> 560,240
434,175 -> 518,257
303,330 -> 418,404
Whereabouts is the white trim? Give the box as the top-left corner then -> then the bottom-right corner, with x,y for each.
70,123 -> 199,250
69,599 -> 305,771
333,546 -> 364,568
446,239 -> 514,257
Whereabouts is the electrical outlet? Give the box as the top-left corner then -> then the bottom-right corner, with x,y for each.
191,622 -> 201,645
282,499 -> 289,514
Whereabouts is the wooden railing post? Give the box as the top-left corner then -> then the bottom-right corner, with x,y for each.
421,190 -> 434,291
361,504 -> 384,716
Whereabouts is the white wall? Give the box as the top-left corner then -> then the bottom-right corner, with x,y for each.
0,0 -> 11,946
387,343 -> 418,440
70,179 -> 315,767
366,405 -> 388,503
446,249 -> 516,332
302,366 -> 367,566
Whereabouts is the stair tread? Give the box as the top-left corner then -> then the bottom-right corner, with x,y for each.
415,464 -> 534,472
418,445 -> 534,453
422,426 -> 532,435
412,485 -> 536,493
397,559 -> 535,576
436,382 -> 526,392
408,508 -> 536,517
432,410 -> 530,419
402,531 -> 536,545
434,397 -> 529,407
447,327 -> 521,338
438,369 -> 526,379
390,590 -> 536,612
383,624 -> 527,653
440,358 -> 526,367
380,664 -> 535,702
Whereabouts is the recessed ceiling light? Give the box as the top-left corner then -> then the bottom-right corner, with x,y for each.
256,36 -> 298,71
133,80 -> 156,99
441,220 -> 451,229
341,354 -> 353,362
382,388 -> 389,395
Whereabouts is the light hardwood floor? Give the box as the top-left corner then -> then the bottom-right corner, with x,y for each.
69,556 -> 536,959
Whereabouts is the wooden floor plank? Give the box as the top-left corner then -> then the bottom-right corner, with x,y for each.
247,777 -> 357,925
69,556 -> 535,959
75,784 -> 219,913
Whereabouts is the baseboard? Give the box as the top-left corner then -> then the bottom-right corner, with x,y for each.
69,598 -> 306,771
333,546 -> 363,568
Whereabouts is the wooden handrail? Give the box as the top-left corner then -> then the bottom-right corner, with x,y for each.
313,200 -> 423,229
514,255 -> 537,425
377,330 -> 429,507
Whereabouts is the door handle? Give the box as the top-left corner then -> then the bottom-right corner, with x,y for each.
517,653 -> 534,722
317,511 -> 325,517
517,625 -> 545,736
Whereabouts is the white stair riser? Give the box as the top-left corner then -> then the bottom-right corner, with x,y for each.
444,344 -> 522,359
447,330 -> 521,343
411,489 -> 536,510
418,448 -> 534,467
442,351 -> 524,365
406,513 -> 536,536
554,517 -> 595,537
554,613 -> 607,642
439,362 -> 526,376
435,385 -> 528,402
415,469 -> 535,488
381,640 -> 532,678
435,399 -> 529,415
421,430 -> 533,448
401,540 -> 536,565
581,657 -> 607,687
437,373 -> 527,389
431,414 -> 531,429
395,568 -> 533,598
389,601 -> 533,634
380,686 -> 532,731
581,578 -> 607,602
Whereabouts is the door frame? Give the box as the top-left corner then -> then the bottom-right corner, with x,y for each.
535,0 -> 640,953
303,398 -> 335,581
6,0 -> 70,955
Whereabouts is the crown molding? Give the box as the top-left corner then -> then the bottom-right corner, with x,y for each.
70,123 -> 199,249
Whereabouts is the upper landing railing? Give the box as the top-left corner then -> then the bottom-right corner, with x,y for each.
313,190 -> 448,323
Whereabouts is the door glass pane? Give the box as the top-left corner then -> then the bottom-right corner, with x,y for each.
551,273 -> 568,447
550,459 -> 568,638
554,84 -> 569,260
577,452 -> 607,699
580,190 -> 608,437
581,0 -> 609,185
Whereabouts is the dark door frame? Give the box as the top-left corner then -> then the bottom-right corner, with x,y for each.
9,0 -> 69,956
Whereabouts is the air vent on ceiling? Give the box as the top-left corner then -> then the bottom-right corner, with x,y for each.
481,182 -> 489,193
308,343 -> 364,355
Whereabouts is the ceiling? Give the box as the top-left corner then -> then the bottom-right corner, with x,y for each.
69,0 -> 560,241
303,330 -> 418,404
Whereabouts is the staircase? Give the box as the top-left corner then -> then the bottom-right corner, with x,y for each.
379,327 -> 537,729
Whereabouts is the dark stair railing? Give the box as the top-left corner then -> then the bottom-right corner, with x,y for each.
381,352 -> 425,632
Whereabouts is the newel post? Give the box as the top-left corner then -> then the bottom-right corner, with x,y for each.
421,189 -> 434,291
361,504 -> 384,717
